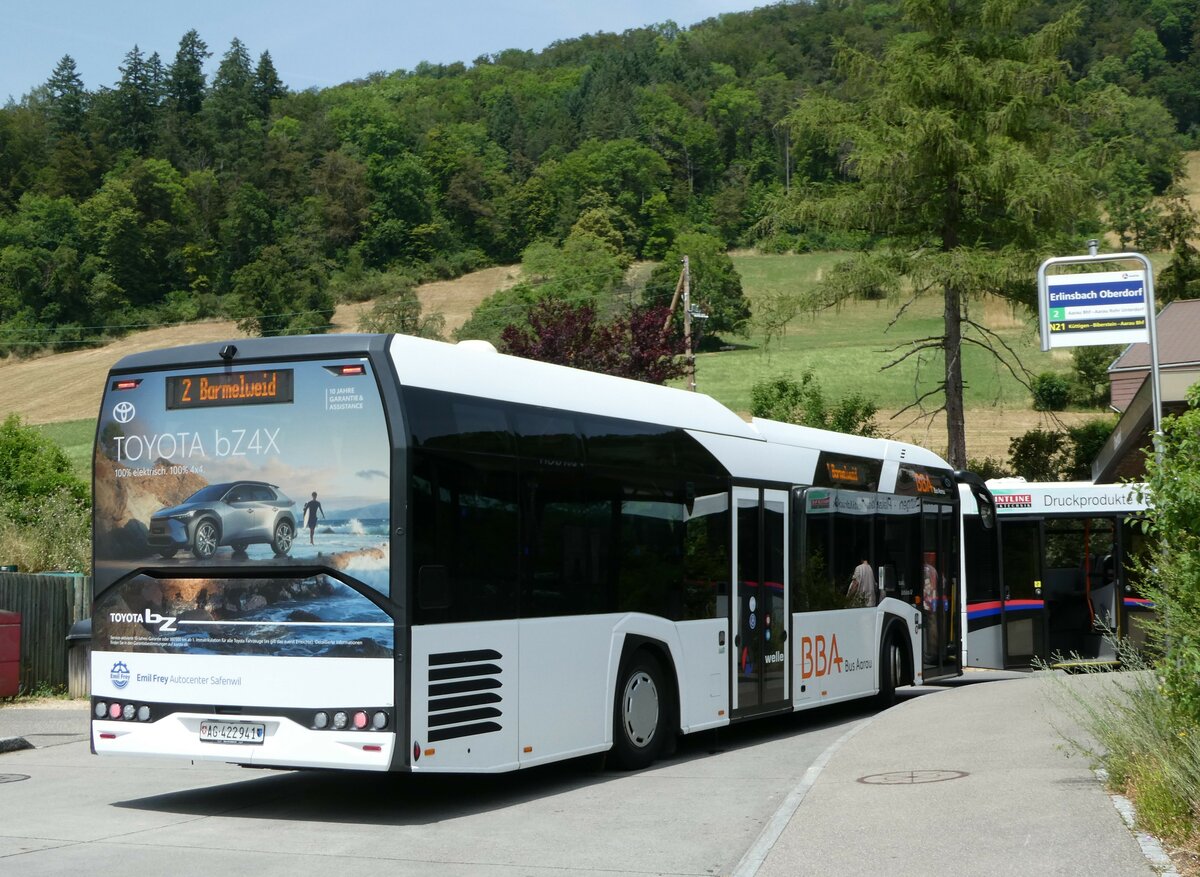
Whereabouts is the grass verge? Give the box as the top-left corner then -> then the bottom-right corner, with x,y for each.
1049,644 -> 1200,874
32,419 -> 94,484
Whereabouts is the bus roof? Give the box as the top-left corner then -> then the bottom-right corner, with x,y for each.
107,332 -> 955,477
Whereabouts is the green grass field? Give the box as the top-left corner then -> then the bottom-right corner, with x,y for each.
18,251 -> 1087,469
34,419 -> 94,482
690,252 -> 1066,415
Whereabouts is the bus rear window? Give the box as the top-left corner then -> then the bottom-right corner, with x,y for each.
94,358 -> 392,596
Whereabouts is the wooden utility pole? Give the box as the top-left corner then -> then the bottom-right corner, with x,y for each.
683,255 -> 695,392
662,266 -> 686,334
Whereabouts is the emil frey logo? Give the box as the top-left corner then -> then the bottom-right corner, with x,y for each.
112,401 -> 136,423
110,661 -> 131,689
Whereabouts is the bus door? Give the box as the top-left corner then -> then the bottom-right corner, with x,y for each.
1000,519 -> 1045,666
1119,518 -> 1154,650
1040,517 -> 1118,663
731,486 -> 789,717
920,502 -> 959,678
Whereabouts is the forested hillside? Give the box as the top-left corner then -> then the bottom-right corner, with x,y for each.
0,0 -> 1196,352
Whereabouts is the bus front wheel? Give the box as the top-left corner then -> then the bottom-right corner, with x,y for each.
610,651 -> 667,771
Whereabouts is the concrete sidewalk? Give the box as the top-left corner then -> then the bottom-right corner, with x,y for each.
755,673 -> 1160,877
0,700 -> 90,752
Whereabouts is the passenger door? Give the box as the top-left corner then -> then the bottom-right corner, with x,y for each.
731,486 -> 790,716
921,501 -> 959,679
1000,519 -> 1045,666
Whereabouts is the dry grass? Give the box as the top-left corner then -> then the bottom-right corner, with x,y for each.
0,268 -> 517,426
876,406 -> 1110,461
418,264 -> 522,335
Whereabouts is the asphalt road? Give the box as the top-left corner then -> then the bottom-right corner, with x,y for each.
0,697 -> 887,876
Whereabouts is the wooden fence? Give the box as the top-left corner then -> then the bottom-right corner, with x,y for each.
0,572 -> 90,695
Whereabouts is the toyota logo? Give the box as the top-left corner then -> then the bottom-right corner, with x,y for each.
113,401 -> 136,423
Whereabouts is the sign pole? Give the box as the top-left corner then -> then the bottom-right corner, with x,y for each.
1036,248 -> 1163,444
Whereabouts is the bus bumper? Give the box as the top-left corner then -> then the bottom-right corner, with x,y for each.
93,713 -> 396,771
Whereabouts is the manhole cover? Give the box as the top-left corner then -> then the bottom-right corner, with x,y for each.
857,770 -> 968,785
0,774 -> 29,784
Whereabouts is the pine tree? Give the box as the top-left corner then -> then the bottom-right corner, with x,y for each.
765,0 -> 1099,467
253,51 -> 285,117
164,30 -> 211,162
206,38 -> 260,172
45,55 -> 86,141
114,45 -> 160,154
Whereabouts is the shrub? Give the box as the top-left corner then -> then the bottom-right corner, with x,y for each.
0,414 -> 88,523
1005,419 -> 1115,481
750,372 -> 879,437
1031,371 -> 1070,411
966,456 -> 1010,480
0,487 -> 91,573
1007,428 -> 1066,481
1068,345 -> 1121,408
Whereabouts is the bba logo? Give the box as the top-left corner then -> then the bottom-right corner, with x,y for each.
799,634 -> 843,679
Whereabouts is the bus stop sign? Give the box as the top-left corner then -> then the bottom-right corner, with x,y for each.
1042,269 -> 1148,349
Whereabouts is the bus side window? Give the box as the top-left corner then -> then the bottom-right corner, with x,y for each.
795,494 -> 839,612
411,453 -> 520,624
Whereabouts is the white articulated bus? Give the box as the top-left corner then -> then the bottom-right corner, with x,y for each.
91,334 -> 963,774
958,478 -> 1151,669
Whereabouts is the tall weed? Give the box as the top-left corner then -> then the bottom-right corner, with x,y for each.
1052,640 -> 1200,862
0,488 -> 90,573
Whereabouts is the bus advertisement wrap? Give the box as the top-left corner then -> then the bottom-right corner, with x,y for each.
92,574 -> 395,658
93,359 -> 392,595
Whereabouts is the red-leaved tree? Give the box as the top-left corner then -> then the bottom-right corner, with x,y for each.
500,299 -> 686,385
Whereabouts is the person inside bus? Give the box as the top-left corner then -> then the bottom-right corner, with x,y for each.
303,491 -> 325,545
922,552 -> 939,660
848,555 -> 877,607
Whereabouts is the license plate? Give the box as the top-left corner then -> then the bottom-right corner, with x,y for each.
199,720 -> 266,744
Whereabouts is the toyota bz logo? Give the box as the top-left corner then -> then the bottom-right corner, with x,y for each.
110,661 -> 131,689
112,401 -> 136,423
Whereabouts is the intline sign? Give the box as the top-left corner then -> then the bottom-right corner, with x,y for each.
1042,269 -> 1148,348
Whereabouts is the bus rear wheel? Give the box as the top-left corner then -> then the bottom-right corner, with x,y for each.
610,651 -> 667,771
876,632 -> 904,709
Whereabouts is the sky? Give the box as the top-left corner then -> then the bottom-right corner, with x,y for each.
2,1 -> 768,103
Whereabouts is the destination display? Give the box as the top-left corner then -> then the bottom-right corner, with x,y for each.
166,369 -> 294,409
813,452 -> 882,490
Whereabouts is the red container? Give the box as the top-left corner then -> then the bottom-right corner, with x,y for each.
0,610 -> 20,697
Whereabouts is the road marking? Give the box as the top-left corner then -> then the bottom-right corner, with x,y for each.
729,717 -> 874,877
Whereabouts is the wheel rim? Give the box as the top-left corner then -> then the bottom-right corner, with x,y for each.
622,670 -> 659,749
195,522 -> 217,557
275,521 -> 293,553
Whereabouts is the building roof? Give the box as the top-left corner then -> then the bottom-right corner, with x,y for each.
1094,296 -> 1200,482
1109,298 -> 1200,372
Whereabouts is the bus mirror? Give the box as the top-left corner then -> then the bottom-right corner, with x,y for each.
418,565 -> 451,610
685,482 -> 695,515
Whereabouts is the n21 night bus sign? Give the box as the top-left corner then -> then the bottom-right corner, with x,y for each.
1043,269 -> 1149,348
